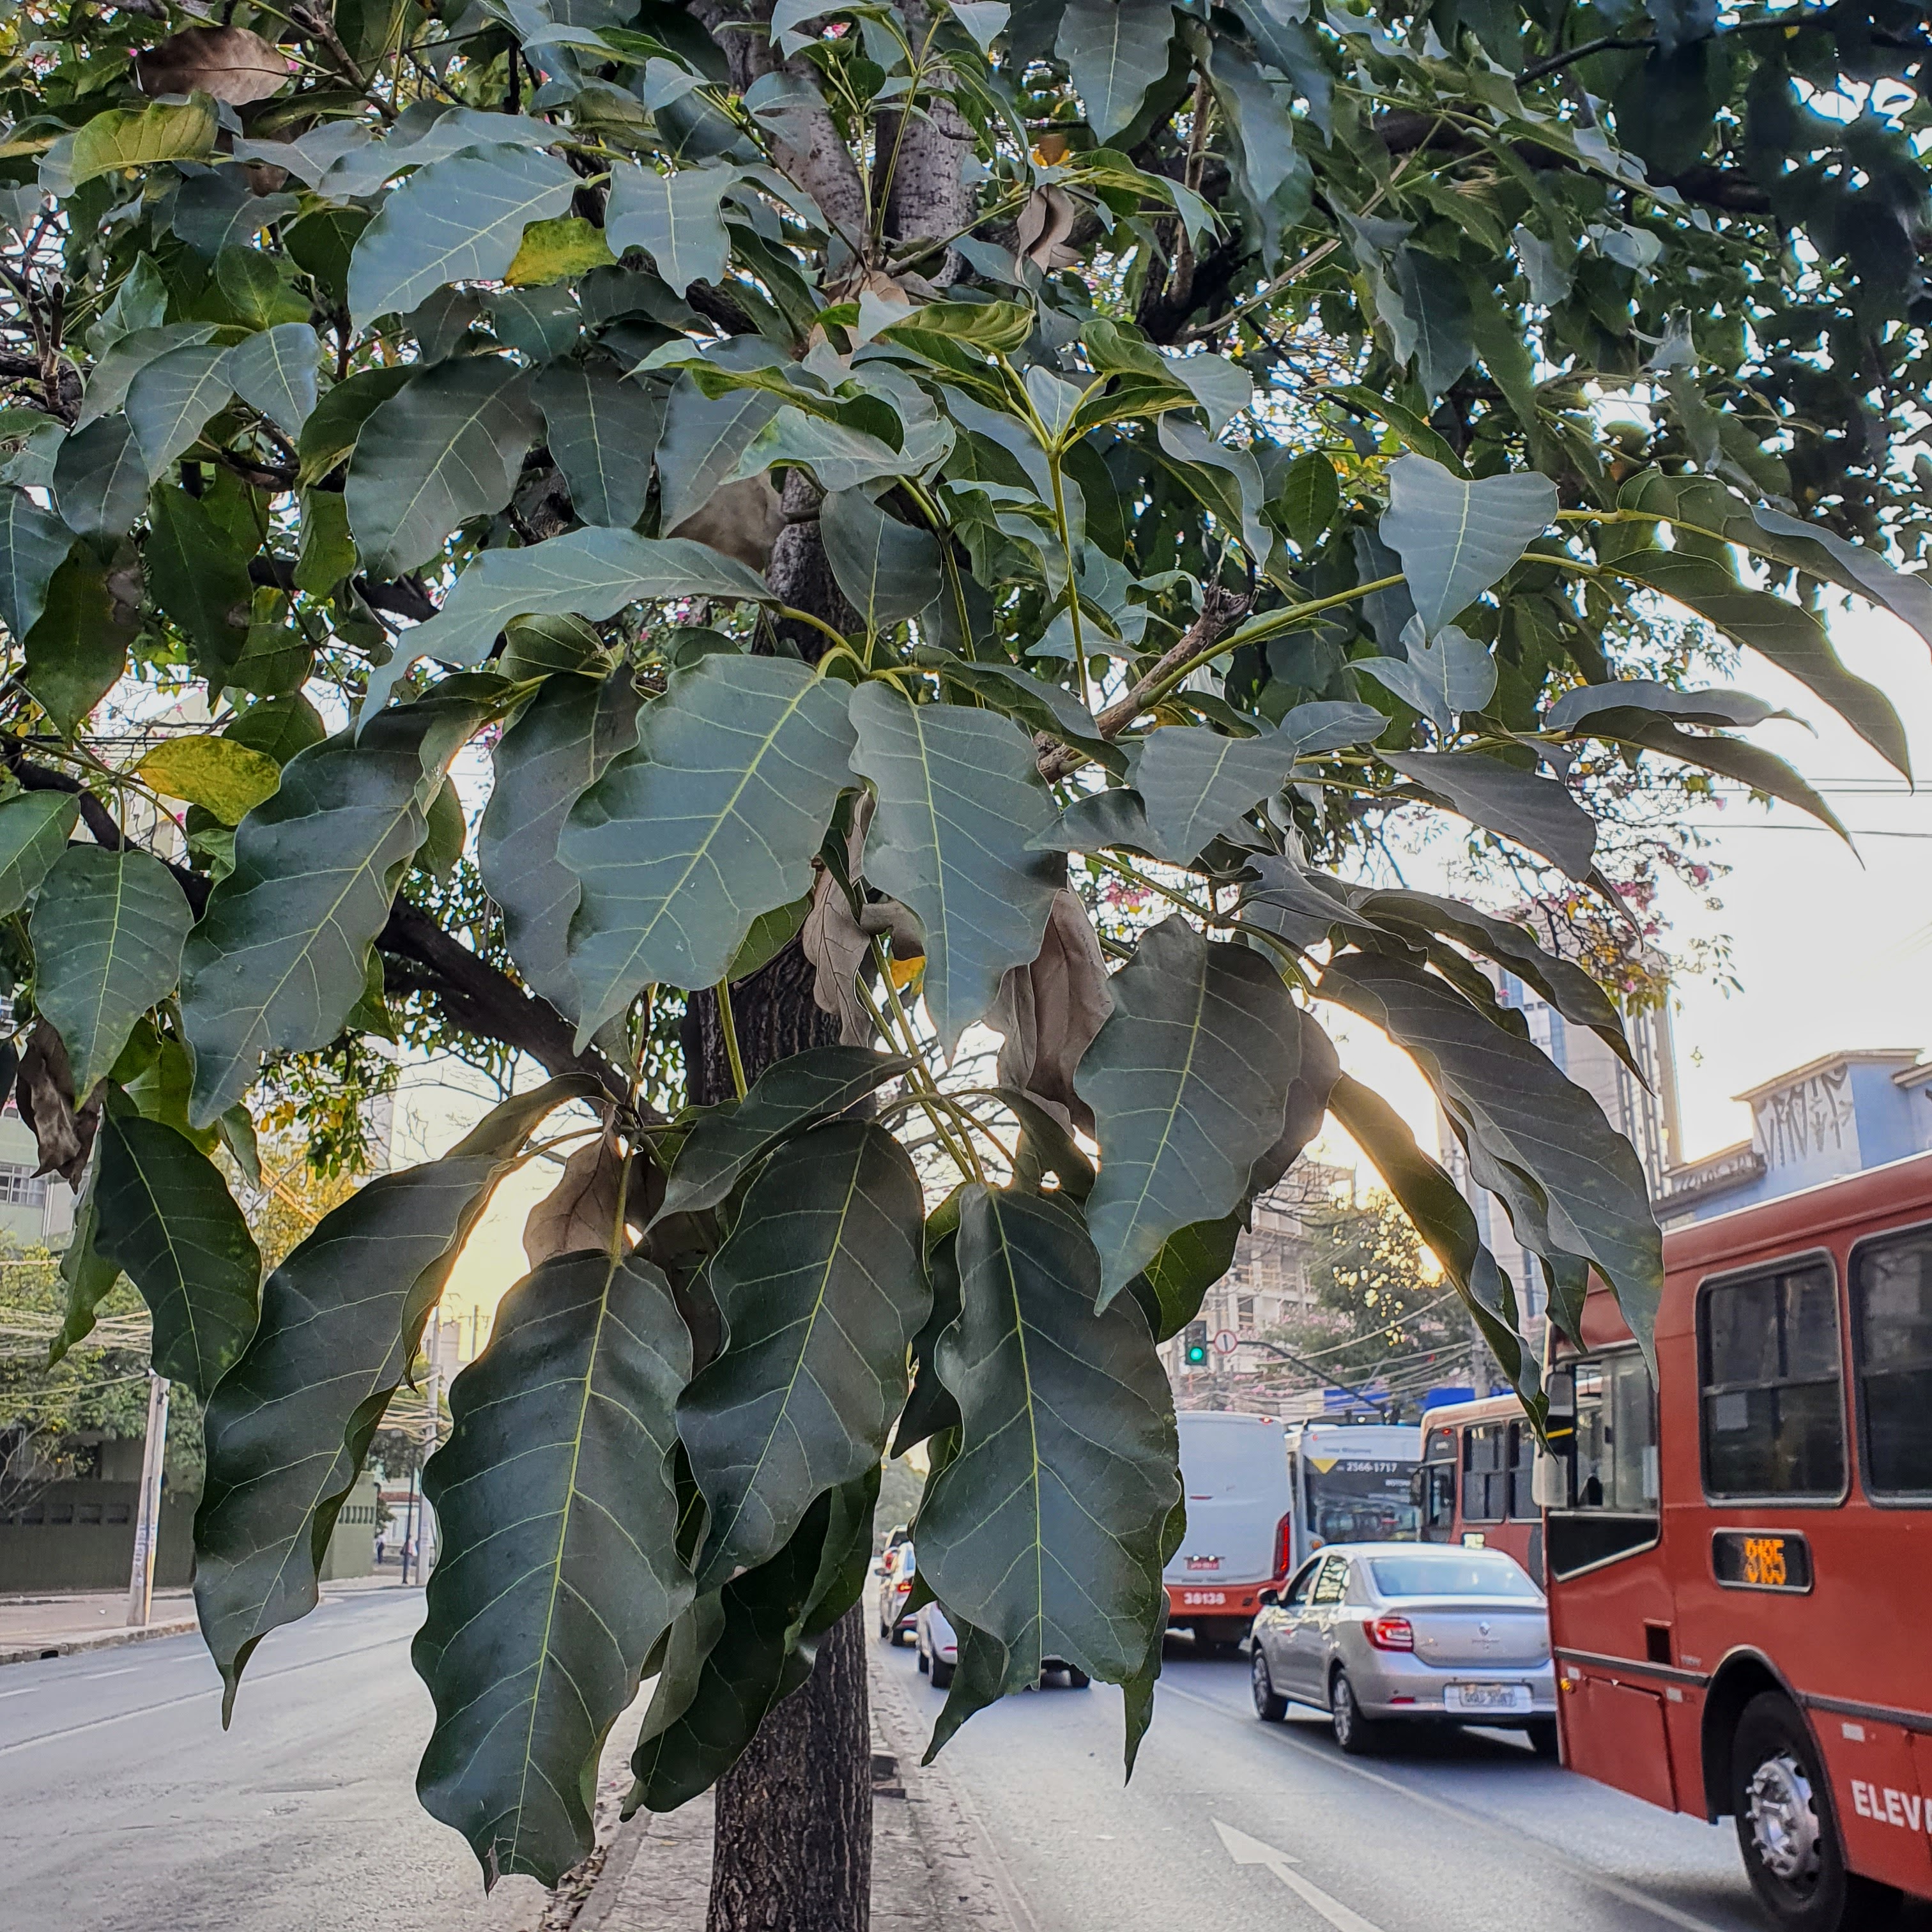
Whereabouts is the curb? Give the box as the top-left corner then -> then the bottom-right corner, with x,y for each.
0,1614 -> 200,1667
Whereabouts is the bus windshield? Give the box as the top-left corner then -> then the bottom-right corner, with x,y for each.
1303,1457 -> 1420,1544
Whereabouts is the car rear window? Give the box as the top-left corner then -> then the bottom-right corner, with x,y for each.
1368,1554 -> 1540,1599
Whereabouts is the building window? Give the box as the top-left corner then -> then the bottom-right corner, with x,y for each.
1236,1296 -> 1255,1331
0,1162 -> 47,1208
1699,1260 -> 1844,1499
1852,1228 -> 1932,1498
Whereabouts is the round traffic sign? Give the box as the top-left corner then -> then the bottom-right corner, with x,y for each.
1212,1328 -> 1239,1356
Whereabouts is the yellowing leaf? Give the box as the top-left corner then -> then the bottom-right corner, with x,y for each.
887,953 -> 924,993
70,95 -> 218,188
135,735 -> 283,825
505,215 -> 617,286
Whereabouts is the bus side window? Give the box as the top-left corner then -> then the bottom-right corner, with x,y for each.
1464,1424 -> 1506,1523
1506,1423 -> 1538,1521
1852,1227 -> 1932,1499
1698,1260 -> 1844,1500
1420,1428 -> 1456,1538
1571,1354 -> 1658,1512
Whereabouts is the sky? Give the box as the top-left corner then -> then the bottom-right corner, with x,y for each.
420,594 -> 1932,1342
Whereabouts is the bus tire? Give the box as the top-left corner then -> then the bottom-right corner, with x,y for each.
931,1656 -> 954,1690
1252,1650 -> 1287,1723
1329,1669 -> 1383,1756
1731,1692 -> 1900,1932
1526,1719 -> 1559,1760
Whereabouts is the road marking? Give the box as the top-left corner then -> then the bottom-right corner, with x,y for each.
79,1667 -> 138,1681
1167,1683 -> 1732,1932
1214,1819 -> 1384,1932
0,1687 -> 35,1701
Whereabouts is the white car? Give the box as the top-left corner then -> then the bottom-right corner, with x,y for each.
914,1600 -> 1091,1690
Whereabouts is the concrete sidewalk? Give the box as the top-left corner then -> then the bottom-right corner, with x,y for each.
567,1652 -> 1017,1932
0,1571 -> 416,1665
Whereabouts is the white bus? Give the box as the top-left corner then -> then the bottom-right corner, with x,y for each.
1285,1417 -> 1422,1569
1163,1411 -> 1292,1654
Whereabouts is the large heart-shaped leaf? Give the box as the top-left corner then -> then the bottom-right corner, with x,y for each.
50,415 -> 148,540
144,480 -> 253,680
1378,454 -> 1556,636
30,845 -> 195,1102
1132,721 -> 1303,863
1075,916 -> 1302,1303
821,488 -> 943,628
92,1098 -> 260,1399
916,1185 -> 1177,1763
848,684 -> 1060,1056
681,1119 -> 926,1588
125,342 -> 234,477
478,668 -> 643,1017
1322,953 -> 1663,1348
415,1247 -> 692,1888
657,351 -> 784,533
564,656 -> 857,1034
604,160 -> 735,298
1354,625 -> 1497,733
224,322 -> 322,438
402,528 -> 774,670
347,143 -> 579,330
0,486 -> 75,641
194,1077 -> 595,1712
532,360 -> 665,529
179,692 -> 493,1126
654,1044 -> 913,1222
344,355 -> 539,580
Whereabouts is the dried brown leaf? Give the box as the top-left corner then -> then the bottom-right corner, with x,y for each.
16,1021 -> 101,1188
667,476 -> 785,572
990,887 -> 1111,1134
135,26 -> 292,105
1014,186 -> 1078,272
521,1135 -> 632,1266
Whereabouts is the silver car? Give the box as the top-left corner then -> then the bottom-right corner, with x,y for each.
1249,1542 -> 1557,1756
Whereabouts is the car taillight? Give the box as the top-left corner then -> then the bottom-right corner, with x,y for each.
1367,1615 -> 1414,1652
1273,1513 -> 1294,1580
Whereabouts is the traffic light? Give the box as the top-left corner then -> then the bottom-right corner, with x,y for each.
1183,1321 -> 1209,1366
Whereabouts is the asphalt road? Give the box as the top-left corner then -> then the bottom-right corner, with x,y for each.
877,1632 -> 1786,1932
0,1588 -> 549,1932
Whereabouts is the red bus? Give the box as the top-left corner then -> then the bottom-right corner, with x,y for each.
1417,1393 -> 1544,1583
1545,1149 -> 1932,1932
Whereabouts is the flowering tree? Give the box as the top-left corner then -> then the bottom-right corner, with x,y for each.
0,0 -> 1926,1920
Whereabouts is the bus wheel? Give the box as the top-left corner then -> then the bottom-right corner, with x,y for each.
1526,1720 -> 1559,1760
1731,1693 -> 1900,1932
1329,1670 -> 1383,1756
1252,1650 -> 1287,1723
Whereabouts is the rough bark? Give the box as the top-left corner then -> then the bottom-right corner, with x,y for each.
877,0 -> 974,282
687,435 -> 874,1932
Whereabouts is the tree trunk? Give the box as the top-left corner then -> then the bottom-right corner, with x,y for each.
684,475 -> 873,1932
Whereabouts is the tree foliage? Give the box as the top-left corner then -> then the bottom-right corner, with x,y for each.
0,0 -> 1925,1889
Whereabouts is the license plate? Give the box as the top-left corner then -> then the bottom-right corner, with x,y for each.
1179,1590 -> 1227,1606
1446,1682 -> 1531,1712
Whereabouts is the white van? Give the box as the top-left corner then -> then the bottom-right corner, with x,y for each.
1163,1411 -> 1292,1653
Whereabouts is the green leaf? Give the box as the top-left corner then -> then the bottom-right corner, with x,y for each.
1384,749 -> 1597,880
25,547 -> 134,736
295,487 -> 358,594
1075,915 -> 1302,1303
920,652 -> 1118,772
1128,1213 -> 1243,1343
563,656 -> 857,1032
682,1119 -> 926,1586
75,325 -> 218,433
70,95 -> 218,187
344,355 -> 539,581
532,360 -> 665,530
402,528 -> 774,670
224,692 -> 329,767
848,684 -> 1060,1055
0,790 -> 79,912
347,143 -> 580,332
215,247 -> 309,332
92,1098 -> 261,1400
1749,505 -> 1932,658
1378,455 -> 1556,637
1132,720 -> 1307,863
0,486 -> 75,641
479,668 -> 644,1015
1609,546 -> 1911,778
727,892 -> 809,979
1055,0 -> 1177,142
1354,626 -> 1497,734
415,1248 -> 693,1888
224,323 -> 321,438
654,1044 -> 914,1222
1544,680 -> 1781,733
916,1184 -> 1177,1765
892,1223 -> 961,1455
125,342 -> 234,477
605,160 -> 735,298
1323,1071 -> 1534,1393
178,693 -> 494,1126
296,365 -> 414,484
50,1162 -> 122,1367
1322,953 -> 1662,1355
194,1076 -> 597,1713
51,415 -> 148,541
1276,450 -> 1338,549
29,847 -> 194,1101
144,482 -> 253,680
737,406 -> 944,493
657,374 -> 786,542
629,1471 -> 877,1813
821,489 -> 942,629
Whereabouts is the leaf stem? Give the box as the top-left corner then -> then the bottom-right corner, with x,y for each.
713,976 -> 748,1100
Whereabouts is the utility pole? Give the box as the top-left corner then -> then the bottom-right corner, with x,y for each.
125,1371 -> 169,1627
420,1309 -> 442,1581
